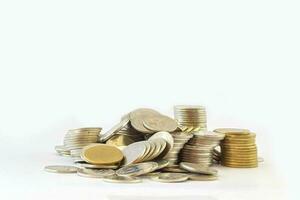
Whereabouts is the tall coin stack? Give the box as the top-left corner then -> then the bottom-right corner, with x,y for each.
180,131 -> 225,166
174,105 -> 207,132
164,132 -> 193,167
214,128 -> 258,168
63,127 -> 102,159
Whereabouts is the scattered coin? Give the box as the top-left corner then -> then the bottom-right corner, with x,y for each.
99,117 -> 130,142
116,162 -> 158,177
143,115 -> 178,132
44,165 -> 78,173
149,131 -> 174,159
179,162 -> 218,175
81,144 -> 124,165
76,162 -> 119,169
156,159 -> 169,170
150,173 -> 189,183
188,174 -> 218,181
102,175 -> 142,183
77,168 -> 115,178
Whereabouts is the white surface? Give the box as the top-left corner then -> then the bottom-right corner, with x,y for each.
0,0 -> 299,199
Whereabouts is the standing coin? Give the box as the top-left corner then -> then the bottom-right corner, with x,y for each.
44,165 -> 78,173
102,175 -> 142,183
99,117 -> 130,142
116,162 -> 158,177
179,162 -> 218,175
150,173 -> 189,183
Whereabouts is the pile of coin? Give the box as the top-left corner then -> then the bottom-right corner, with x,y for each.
174,105 -> 207,132
62,127 -> 102,159
214,128 -> 258,168
164,132 -> 193,167
180,131 -> 225,166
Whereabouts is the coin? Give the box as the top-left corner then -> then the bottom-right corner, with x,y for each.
116,162 -> 158,177
179,162 -> 217,175
102,175 -> 142,183
143,115 -> 178,132
188,174 -> 218,181
99,117 -> 130,142
77,168 -> 115,178
130,108 -> 161,133
44,165 -> 78,173
122,141 -> 148,165
76,162 -> 119,169
156,159 -> 170,170
150,173 -> 189,183
81,144 -> 123,165
106,134 -> 136,146
149,131 -> 174,159
162,166 -> 188,173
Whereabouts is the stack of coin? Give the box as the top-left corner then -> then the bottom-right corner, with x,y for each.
174,105 -> 207,132
180,131 -> 225,166
164,132 -> 193,166
63,127 -> 102,158
214,128 -> 258,168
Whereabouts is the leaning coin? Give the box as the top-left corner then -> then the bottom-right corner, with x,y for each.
102,175 -> 142,183
179,162 -> 218,175
77,168 -> 115,178
188,173 -> 218,181
44,165 -> 78,173
116,162 -> 158,177
150,173 -> 188,183
156,159 -> 169,170
99,117 -> 130,142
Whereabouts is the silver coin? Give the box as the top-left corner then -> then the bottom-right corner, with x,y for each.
149,131 -> 174,159
188,173 -> 218,181
44,165 -> 78,173
150,172 -> 189,183
116,162 -> 158,177
99,117 -> 130,142
156,159 -> 169,170
77,168 -> 115,178
102,175 -> 142,183
179,162 -> 218,175
162,167 -> 188,173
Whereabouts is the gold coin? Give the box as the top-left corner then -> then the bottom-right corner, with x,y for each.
106,134 -> 135,146
81,144 -> 123,165
143,115 -> 178,132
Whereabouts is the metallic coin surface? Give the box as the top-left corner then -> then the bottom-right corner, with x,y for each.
129,108 -> 161,133
188,174 -> 218,181
149,131 -> 174,158
44,165 -> 78,173
99,117 -> 130,142
102,175 -> 142,183
76,162 -> 119,169
156,159 -> 170,170
122,141 -> 148,165
77,168 -> 115,178
143,115 -> 178,132
116,162 -> 158,177
151,173 -> 189,183
81,144 -> 123,165
179,162 -> 218,175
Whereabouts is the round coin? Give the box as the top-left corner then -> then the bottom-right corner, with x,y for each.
77,168 -> 115,178
44,165 -> 78,173
143,115 -> 178,132
188,174 -> 218,181
99,117 -> 130,142
81,144 -> 123,165
102,175 -> 142,183
179,162 -> 217,175
150,173 -> 189,183
116,162 -> 158,177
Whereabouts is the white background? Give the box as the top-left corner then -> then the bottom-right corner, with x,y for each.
0,1 -> 299,200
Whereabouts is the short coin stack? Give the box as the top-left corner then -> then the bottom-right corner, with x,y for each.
174,105 -> 207,132
63,127 -> 102,159
180,131 -> 225,166
164,132 -> 193,167
214,128 -> 258,168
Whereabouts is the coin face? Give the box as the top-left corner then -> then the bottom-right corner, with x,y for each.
102,175 -> 142,183
150,173 -> 189,183
122,141 -> 148,165
99,117 -> 130,142
81,144 -> 124,165
44,165 -> 78,173
179,162 -> 218,175
129,108 -> 161,133
149,131 -> 174,159
116,162 -> 158,177
143,116 -> 178,132
188,174 -> 218,181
